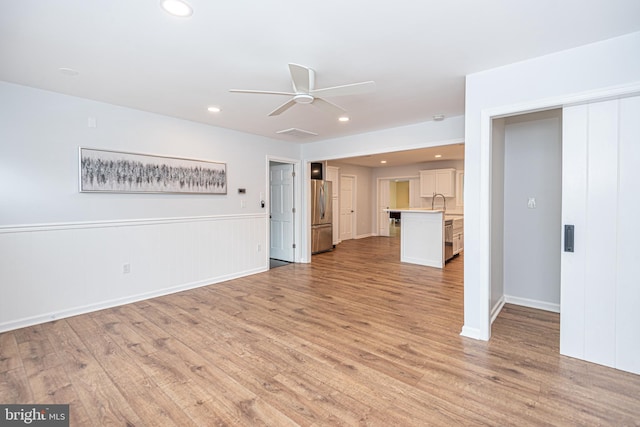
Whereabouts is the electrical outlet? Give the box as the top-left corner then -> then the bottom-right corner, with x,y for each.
257,243 -> 261,252
123,263 -> 131,274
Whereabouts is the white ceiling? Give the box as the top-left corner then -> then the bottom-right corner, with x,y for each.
1,1 -> 639,144
333,144 -> 465,168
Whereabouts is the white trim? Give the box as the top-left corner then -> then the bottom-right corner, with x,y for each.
504,295 -> 560,313
491,296 -> 506,324
460,325 -> 483,340
0,266 -> 267,333
478,109 -> 493,341
0,213 -> 266,234
486,81 -> 640,120
354,233 -> 374,239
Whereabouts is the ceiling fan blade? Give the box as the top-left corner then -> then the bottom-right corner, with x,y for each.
310,81 -> 376,98
268,98 -> 297,116
311,97 -> 347,116
229,89 -> 295,96
288,63 -> 314,93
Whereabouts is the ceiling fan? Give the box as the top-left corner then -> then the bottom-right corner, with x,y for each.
229,63 -> 376,117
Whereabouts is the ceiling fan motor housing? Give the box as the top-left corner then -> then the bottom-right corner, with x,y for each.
293,94 -> 314,104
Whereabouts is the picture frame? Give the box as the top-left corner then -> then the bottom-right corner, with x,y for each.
79,148 -> 227,194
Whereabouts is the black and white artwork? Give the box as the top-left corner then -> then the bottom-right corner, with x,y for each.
79,148 -> 226,194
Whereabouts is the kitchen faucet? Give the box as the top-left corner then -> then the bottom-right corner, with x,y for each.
432,193 -> 446,211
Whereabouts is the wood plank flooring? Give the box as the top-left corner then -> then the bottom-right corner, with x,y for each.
2,236 -> 640,426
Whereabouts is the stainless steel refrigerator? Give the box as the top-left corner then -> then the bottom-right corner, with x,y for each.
311,180 -> 333,254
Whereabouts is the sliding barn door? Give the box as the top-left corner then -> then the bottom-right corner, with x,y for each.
561,96 -> 640,375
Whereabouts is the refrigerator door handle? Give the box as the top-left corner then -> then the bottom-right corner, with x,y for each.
319,183 -> 325,219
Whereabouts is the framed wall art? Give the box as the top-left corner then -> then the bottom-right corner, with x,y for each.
79,148 -> 227,194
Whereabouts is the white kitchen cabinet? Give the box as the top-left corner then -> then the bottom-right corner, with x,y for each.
419,168 -> 456,197
452,217 -> 464,255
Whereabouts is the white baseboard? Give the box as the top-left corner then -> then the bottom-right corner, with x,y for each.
0,266 -> 267,333
491,296 -> 506,324
504,295 -> 560,313
460,325 -> 486,340
355,233 -> 374,239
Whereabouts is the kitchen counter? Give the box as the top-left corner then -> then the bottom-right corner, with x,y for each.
384,209 -> 445,268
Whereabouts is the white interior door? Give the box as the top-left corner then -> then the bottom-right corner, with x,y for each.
269,163 -> 294,262
340,175 -> 354,241
378,179 -> 390,237
561,96 -> 640,375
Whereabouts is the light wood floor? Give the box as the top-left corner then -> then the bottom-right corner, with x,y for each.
2,236 -> 640,426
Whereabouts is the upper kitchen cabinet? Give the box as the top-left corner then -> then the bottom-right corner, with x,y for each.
419,168 -> 456,197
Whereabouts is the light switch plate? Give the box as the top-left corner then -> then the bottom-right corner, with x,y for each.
527,197 -> 536,209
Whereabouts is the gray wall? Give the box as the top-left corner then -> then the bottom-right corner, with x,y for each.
503,110 -> 562,310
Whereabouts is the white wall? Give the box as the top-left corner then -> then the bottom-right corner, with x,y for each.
0,82 -> 300,331
464,31 -> 640,340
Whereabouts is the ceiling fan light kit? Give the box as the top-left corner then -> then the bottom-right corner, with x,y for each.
230,63 -> 375,117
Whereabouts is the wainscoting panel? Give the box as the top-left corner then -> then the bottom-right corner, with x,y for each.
0,214 -> 268,332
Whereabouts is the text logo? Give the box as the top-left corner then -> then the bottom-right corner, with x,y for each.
0,405 -> 69,426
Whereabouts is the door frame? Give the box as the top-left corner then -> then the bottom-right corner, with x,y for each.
267,156 -> 301,264
376,175 -> 419,237
474,82 -> 640,342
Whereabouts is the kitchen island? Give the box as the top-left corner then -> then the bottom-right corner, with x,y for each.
384,208 -> 445,268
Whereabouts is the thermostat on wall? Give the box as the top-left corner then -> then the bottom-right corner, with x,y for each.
238,188 -> 246,194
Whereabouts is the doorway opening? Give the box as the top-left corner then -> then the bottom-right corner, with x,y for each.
489,109 -> 563,337
376,176 -> 419,237
490,108 -> 562,346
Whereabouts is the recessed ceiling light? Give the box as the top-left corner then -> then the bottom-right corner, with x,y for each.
338,116 -> 350,122
160,0 -> 193,17
433,114 -> 445,121
207,106 -> 221,113
434,154 -> 442,158
380,160 -> 387,164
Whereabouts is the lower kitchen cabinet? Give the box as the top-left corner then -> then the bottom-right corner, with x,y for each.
452,217 -> 463,255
